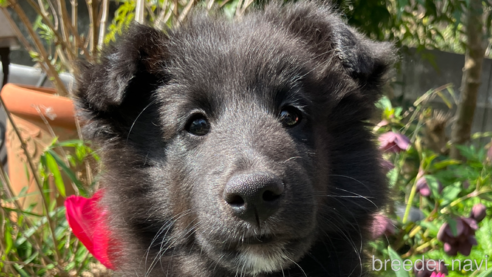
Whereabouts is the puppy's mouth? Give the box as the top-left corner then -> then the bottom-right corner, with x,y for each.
222,235 -> 293,275
196,231 -> 313,275
236,235 -> 276,245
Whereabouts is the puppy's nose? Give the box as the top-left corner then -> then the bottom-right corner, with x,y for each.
223,172 -> 284,224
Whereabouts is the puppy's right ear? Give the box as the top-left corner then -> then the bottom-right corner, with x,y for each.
76,24 -> 168,112
74,24 -> 168,140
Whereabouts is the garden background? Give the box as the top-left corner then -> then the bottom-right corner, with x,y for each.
0,0 -> 492,276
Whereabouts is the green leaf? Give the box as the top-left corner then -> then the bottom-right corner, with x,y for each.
45,152 -> 66,197
455,145 -> 477,160
47,150 -> 88,197
477,267 -> 492,277
24,163 -> 30,184
4,223 -> 13,255
388,168 -> 398,187
387,246 -> 410,277
423,154 -> 437,169
441,185 -> 461,206
476,218 -> 492,257
17,186 -> 28,198
56,139 -> 84,147
13,264 -> 30,277
223,0 -> 240,19
432,159 -> 461,170
419,221 -> 440,237
376,96 -> 393,111
2,207 -> 43,217
435,90 -> 453,108
471,132 -> 492,140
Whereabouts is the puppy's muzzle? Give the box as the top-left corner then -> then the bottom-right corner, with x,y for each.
223,172 -> 284,225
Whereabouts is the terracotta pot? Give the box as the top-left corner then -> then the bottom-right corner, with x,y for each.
1,84 -> 78,212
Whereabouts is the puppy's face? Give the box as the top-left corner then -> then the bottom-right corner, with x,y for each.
76,3 -> 394,276
156,36 -> 326,273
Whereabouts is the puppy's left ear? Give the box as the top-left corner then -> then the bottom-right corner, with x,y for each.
265,2 -> 396,98
333,25 -> 395,94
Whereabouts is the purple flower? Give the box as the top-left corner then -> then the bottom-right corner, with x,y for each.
416,177 -> 431,196
470,203 -> 486,223
380,159 -> 395,173
416,177 -> 443,197
414,260 -> 448,277
437,217 -> 478,256
462,180 -> 470,190
378,132 -> 411,153
370,214 -> 395,239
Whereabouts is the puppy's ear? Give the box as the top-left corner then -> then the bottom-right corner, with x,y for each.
265,2 -> 396,95
76,23 -> 168,112
74,24 -> 168,141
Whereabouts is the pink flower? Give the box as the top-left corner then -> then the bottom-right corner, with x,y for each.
378,132 -> 411,153
437,217 -> 478,256
65,190 -> 115,269
370,214 -> 395,239
470,203 -> 486,223
414,260 -> 448,277
416,177 -> 443,197
416,177 -> 431,196
380,159 -> 395,173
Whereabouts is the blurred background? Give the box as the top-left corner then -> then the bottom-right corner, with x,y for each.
0,0 -> 491,276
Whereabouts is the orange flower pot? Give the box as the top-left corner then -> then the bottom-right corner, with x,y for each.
1,84 -> 78,212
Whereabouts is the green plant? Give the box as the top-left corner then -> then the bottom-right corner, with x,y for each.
0,139 -> 103,276
105,0 -> 256,44
370,87 -> 492,276
1,0 -> 116,96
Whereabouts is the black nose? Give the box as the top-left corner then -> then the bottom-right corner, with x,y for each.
223,172 -> 284,225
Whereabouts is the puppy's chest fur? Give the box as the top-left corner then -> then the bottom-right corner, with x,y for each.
75,2 -> 394,276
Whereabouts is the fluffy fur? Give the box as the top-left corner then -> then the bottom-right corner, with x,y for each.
75,2 -> 395,276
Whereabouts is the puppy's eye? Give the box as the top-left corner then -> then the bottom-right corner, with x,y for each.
279,108 -> 302,127
186,115 -> 210,136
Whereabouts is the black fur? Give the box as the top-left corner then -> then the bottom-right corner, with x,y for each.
74,2 -> 395,276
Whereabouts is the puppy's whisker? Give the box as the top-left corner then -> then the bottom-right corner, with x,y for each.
280,156 -> 302,163
144,209 -> 193,276
316,194 -> 374,198
285,256 -> 308,277
333,187 -> 379,209
126,100 -> 156,143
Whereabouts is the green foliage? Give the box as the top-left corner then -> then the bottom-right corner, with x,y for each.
105,1 -> 136,44
334,0 -> 491,56
105,0 -> 268,45
372,86 -> 492,276
388,246 -> 411,277
0,139 -> 102,276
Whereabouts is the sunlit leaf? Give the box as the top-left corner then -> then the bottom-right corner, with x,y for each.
4,223 -> 13,255
47,150 -> 88,197
432,159 -> 461,170
388,246 -> 410,277
441,185 -> 461,206
44,152 -> 66,197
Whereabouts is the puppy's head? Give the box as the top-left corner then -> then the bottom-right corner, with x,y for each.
75,2 -> 394,275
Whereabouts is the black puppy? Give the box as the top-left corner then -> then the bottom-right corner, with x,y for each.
75,2 -> 394,276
